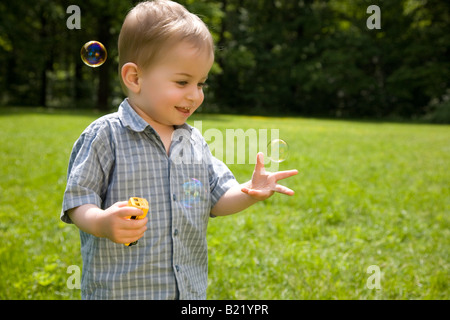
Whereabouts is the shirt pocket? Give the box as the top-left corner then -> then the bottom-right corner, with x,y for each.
171,163 -> 211,232
175,161 -> 209,202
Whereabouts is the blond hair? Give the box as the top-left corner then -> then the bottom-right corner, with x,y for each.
118,0 -> 214,94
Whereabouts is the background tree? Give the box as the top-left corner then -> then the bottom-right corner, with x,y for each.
0,0 -> 448,121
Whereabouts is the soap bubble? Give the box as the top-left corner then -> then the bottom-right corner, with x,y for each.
267,139 -> 289,163
80,41 -> 107,67
182,178 -> 204,208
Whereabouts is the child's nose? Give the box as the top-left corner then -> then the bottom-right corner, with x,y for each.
187,86 -> 203,103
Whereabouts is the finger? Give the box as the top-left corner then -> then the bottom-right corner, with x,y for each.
117,206 -> 145,218
274,184 -> 295,196
122,217 -> 148,230
115,201 -> 130,208
273,169 -> 298,181
121,229 -> 147,244
241,187 -> 250,194
245,187 -> 274,200
241,186 -> 262,195
254,152 -> 265,175
246,188 -> 264,198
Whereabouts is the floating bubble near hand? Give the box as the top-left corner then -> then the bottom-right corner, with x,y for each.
267,139 -> 289,163
182,178 -> 204,208
80,41 -> 107,67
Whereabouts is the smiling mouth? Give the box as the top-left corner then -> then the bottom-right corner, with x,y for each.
175,106 -> 192,114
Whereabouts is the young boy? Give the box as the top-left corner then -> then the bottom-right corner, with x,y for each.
62,0 -> 298,300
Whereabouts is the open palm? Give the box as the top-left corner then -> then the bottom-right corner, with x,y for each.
241,152 -> 298,201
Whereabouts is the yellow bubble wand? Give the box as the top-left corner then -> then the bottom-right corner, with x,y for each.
125,197 -> 149,247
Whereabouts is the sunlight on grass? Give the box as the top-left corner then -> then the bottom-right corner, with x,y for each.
0,108 -> 448,299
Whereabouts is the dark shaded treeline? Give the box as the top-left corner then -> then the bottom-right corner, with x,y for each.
0,0 -> 448,121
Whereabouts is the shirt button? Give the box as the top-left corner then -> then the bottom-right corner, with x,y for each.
174,229 -> 179,236
172,194 -> 177,201
175,265 -> 180,272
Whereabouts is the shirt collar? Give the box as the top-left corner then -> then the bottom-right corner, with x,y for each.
118,98 -> 193,135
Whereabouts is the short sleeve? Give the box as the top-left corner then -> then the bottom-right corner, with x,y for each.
207,149 -> 240,212
61,124 -> 114,223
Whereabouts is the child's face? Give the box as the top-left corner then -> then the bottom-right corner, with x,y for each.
134,41 -> 214,127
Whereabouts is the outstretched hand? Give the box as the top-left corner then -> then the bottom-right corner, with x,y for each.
241,152 -> 298,201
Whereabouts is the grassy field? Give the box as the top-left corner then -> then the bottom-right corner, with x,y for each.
0,107 -> 448,299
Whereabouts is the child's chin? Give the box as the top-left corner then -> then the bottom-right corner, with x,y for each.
173,119 -> 188,126
174,117 -> 190,125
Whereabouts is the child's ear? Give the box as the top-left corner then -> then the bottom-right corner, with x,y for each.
121,63 -> 141,94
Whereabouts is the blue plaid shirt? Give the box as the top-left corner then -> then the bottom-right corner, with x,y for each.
61,99 -> 238,299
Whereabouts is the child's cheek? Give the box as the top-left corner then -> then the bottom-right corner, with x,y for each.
165,87 -> 186,105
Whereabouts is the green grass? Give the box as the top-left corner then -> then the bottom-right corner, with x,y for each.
0,107 -> 448,299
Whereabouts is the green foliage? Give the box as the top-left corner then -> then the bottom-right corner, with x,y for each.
0,0 -> 448,120
424,90 -> 450,124
210,0 -> 449,120
0,107 -> 448,299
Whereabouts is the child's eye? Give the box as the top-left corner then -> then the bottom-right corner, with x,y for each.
175,81 -> 208,89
